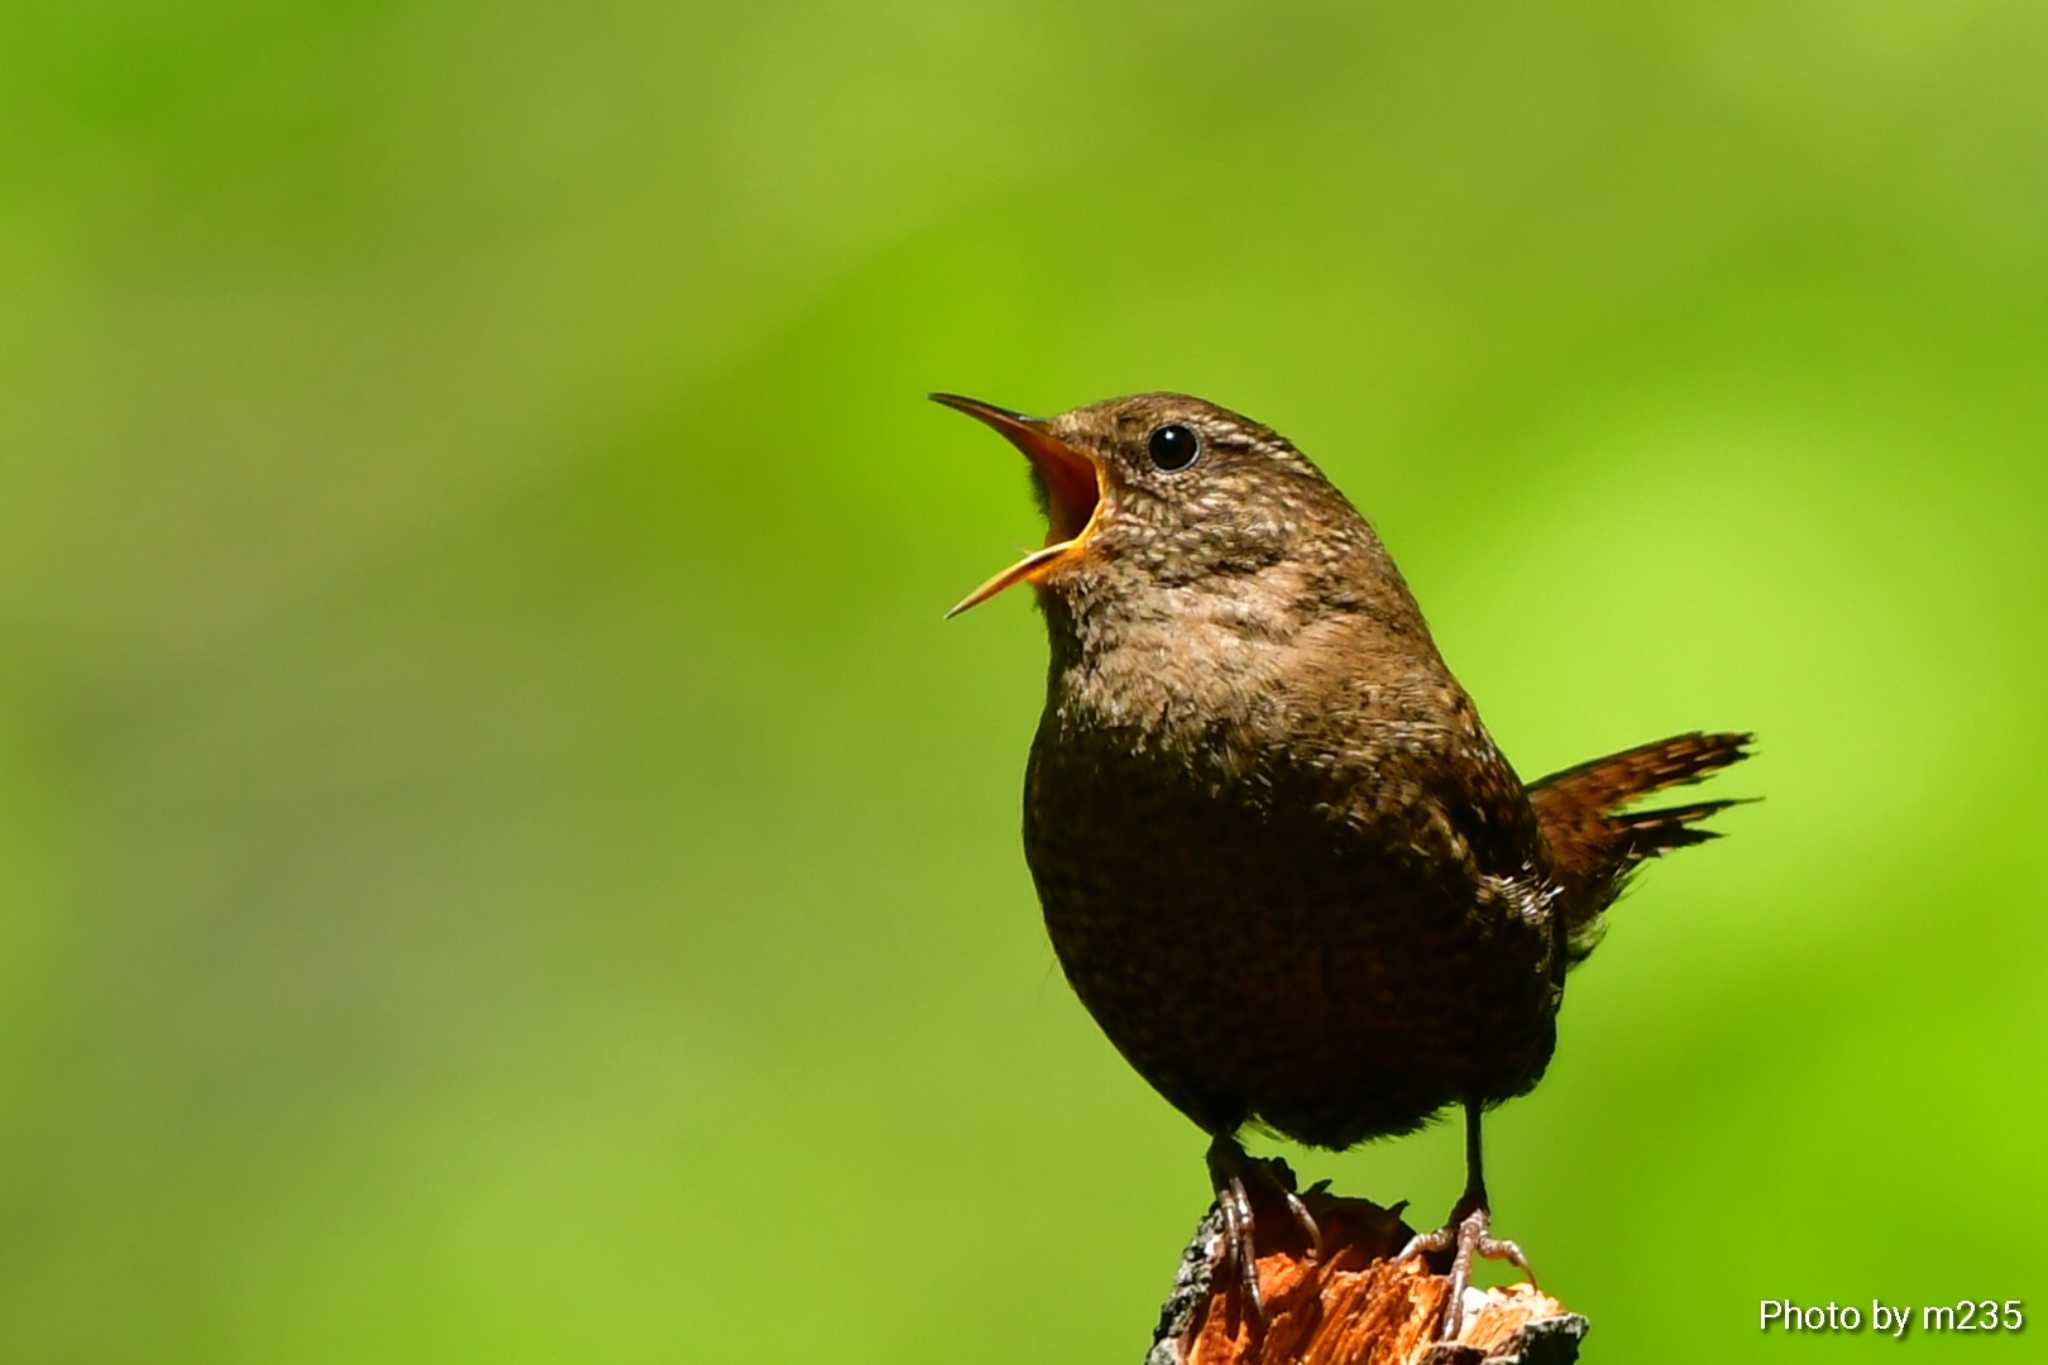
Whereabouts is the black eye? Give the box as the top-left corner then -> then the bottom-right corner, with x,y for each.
1147,422 -> 1199,471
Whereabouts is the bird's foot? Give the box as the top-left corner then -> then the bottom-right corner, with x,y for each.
1397,1195 -> 1536,1340
1203,1134 -> 1324,1328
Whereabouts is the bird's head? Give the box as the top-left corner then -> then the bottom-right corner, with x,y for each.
933,391 -> 1372,622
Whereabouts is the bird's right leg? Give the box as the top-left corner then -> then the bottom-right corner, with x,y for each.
1397,1101 -> 1537,1340
1203,1133 -> 1323,1326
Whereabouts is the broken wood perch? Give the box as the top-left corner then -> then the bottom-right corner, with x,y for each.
1145,1169 -> 1588,1365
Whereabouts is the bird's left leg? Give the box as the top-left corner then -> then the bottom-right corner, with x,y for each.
1398,1101 -> 1537,1340
1204,1133 -> 1324,1326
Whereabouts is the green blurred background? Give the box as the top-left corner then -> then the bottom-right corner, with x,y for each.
4,3 -> 2044,1361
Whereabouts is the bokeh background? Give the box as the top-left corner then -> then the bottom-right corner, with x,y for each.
5,3 -> 2045,1361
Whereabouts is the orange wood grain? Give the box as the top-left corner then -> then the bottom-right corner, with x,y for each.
1160,1187 -> 1582,1365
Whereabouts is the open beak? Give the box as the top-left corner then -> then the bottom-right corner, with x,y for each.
931,393 -> 1104,618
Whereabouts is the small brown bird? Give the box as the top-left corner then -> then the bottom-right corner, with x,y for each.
935,391 -> 1751,1336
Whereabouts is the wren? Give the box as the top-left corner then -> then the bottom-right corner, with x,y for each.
936,391 -> 1751,1337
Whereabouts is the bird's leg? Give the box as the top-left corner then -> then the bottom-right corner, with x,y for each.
1397,1102 -> 1537,1340
1203,1133 -> 1324,1326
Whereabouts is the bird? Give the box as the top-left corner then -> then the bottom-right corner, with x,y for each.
933,390 -> 1752,1338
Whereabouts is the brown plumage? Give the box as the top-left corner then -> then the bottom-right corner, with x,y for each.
1528,731 -> 1754,959
936,391 -> 1752,1336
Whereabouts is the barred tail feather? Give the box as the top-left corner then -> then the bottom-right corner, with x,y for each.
1529,731 -> 1754,961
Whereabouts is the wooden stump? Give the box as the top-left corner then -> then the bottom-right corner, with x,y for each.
1145,1171 -> 1587,1365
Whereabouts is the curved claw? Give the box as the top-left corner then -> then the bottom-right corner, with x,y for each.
1482,1233 -> 1536,1286
1279,1184 -> 1324,1259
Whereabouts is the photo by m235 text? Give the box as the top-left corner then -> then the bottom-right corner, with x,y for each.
1760,1299 -> 2026,1339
